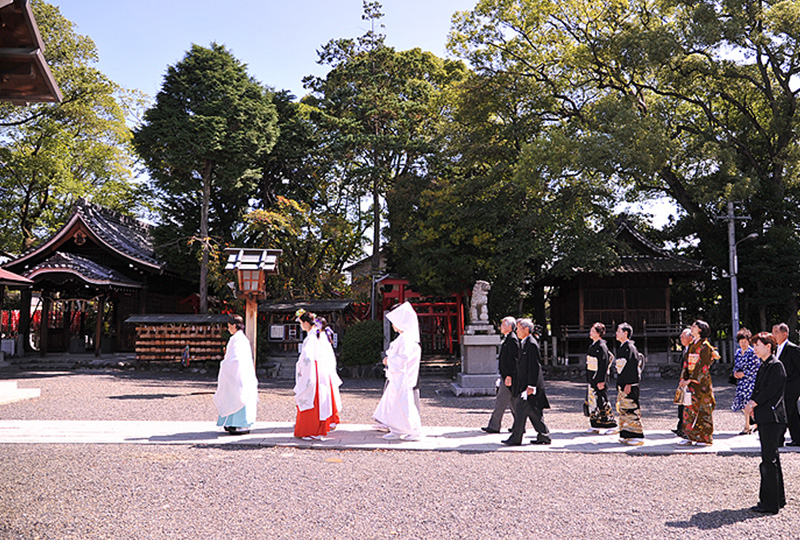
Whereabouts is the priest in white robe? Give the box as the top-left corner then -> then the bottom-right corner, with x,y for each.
213,314 -> 258,435
373,302 -> 422,440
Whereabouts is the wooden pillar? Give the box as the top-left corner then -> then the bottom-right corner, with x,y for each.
245,295 -> 258,363
64,300 -> 72,350
140,275 -> 149,314
40,294 -> 50,357
19,289 -> 31,353
94,294 -> 106,357
578,283 -> 585,328
665,280 -> 671,325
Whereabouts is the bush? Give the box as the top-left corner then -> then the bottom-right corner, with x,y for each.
340,320 -> 384,366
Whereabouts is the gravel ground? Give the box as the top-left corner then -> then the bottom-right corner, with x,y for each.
1,369 -> 798,539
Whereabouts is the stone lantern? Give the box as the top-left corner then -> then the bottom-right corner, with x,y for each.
224,248 -> 282,360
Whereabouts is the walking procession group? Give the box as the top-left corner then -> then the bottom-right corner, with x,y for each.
481,316 -> 793,515
211,308 -> 792,516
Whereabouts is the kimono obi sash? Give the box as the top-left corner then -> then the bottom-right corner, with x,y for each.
586,355 -> 598,372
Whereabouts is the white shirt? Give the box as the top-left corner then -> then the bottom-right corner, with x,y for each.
776,340 -> 786,360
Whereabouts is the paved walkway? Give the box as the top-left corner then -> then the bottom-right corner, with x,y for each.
0,419 -> 790,454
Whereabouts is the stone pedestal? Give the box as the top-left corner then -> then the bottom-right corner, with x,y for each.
451,330 -> 501,396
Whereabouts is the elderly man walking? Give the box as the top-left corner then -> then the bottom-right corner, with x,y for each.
481,316 -> 519,434
672,327 -> 693,438
502,319 -> 551,446
772,323 -> 800,446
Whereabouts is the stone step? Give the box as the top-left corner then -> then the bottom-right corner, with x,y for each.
0,380 -> 40,405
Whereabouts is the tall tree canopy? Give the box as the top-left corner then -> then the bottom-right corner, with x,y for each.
0,0 -> 143,253
388,67 -> 617,320
450,0 -> 800,331
134,43 -> 278,313
303,0 -> 468,315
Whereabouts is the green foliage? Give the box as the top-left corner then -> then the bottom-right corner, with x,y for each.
388,66 -> 617,320
133,43 -> 279,312
244,196 -> 360,299
303,2 -> 468,276
0,0 -> 144,252
449,0 -> 800,330
340,319 -> 384,366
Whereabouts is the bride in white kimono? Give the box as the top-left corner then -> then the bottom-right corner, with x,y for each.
373,302 -> 422,440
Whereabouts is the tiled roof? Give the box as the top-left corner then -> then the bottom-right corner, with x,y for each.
616,255 -> 702,274
4,198 -> 164,272
259,299 -> 354,313
73,199 -> 162,268
613,217 -> 704,274
125,314 -> 230,324
0,268 -> 33,287
23,252 -> 142,289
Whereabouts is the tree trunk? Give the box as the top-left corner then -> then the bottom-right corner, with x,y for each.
370,173 -> 381,320
199,161 -> 213,314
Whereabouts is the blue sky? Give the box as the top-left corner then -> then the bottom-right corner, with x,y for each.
54,0 -> 478,100
52,0 -> 679,227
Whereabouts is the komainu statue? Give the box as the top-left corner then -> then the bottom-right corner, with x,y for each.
469,280 -> 491,324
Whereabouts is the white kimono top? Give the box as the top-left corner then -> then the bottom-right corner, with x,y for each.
213,330 -> 258,419
373,302 -> 422,436
294,329 -> 337,420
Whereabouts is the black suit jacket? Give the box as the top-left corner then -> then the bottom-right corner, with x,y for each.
751,355 -> 787,426
777,340 -> 800,387
513,334 -> 550,410
498,331 -> 520,380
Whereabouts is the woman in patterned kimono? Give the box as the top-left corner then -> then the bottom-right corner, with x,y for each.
585,322 -> 616,433
615,322 -> 645,445
731,327 -> 759,434
678,320 -> 716,446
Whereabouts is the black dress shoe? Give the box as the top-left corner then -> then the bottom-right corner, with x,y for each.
501,438 -> 521,446
785,441 -> 800,447
481,427 -> 500,434
750,504 -> 778,514
531,438 -> 551,445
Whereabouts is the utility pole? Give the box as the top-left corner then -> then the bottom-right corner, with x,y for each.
716,202 -> 757,338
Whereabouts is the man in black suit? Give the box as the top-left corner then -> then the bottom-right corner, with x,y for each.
746,332 -> 787,515
482,316 -> 519,433
772,323 -> 800,445
502,318 -> 551,446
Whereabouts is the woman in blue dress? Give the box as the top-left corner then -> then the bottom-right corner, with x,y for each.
732,327 -> 759,434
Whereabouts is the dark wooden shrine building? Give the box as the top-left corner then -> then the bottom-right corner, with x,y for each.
545,217 -> 704,365
2,199 -> 196,355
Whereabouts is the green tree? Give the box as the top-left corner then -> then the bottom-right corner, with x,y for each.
0,0 -> 144,252
450,0 -> 800,331
244,196 -> 362,299
134,43 -> 279,313
303,0 -> 467,315
388,66 -> 617,321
